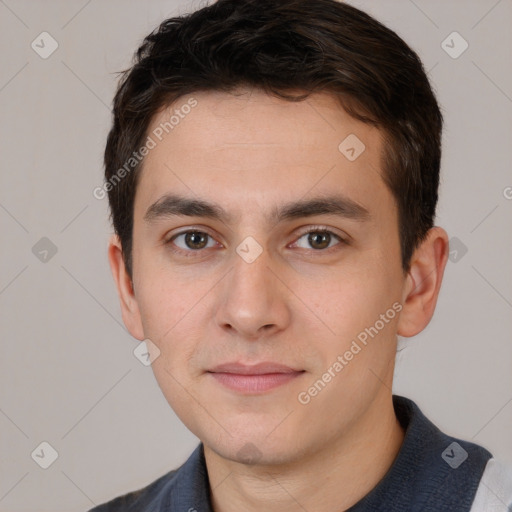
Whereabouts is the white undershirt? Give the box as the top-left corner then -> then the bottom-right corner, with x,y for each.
470,458 -> 512,511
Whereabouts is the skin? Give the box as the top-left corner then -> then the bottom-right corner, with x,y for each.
108,87 -> 449,511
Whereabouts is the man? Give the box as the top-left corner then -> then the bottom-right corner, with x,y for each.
90,0 -> 512,510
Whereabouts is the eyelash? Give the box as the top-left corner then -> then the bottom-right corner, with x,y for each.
165,226 -> 347,258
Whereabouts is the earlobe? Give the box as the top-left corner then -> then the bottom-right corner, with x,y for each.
107,235 -> 145,340
397,227 -> 449,338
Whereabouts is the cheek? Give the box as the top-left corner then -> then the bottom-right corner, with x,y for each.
301,264 -> 397,329
134,271 -> 209,372
298,262 -> 402,376
135,261 -> 196,339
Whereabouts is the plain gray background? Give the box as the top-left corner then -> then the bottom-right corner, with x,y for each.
0,0 -> 511,510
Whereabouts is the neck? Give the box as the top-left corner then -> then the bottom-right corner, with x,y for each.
204,392 -> 405,512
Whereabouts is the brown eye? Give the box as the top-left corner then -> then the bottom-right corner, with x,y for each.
183,232 -> 209,250
169,231 -> 216,253
308,231 -> 332,250
295,228 -> 344,251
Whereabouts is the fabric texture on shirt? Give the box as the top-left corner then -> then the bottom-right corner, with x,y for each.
88,394 -> 496,512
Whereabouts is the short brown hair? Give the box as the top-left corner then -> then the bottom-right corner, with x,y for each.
104,0 -> 443,278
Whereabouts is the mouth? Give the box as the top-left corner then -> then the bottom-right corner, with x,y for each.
207,362 -> 305,394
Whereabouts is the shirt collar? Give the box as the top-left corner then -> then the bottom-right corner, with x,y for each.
164,395 -> 492,511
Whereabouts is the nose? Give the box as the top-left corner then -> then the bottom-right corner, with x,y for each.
215,242 -> 291,340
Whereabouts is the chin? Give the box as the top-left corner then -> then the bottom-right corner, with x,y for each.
203,428 -> 305,467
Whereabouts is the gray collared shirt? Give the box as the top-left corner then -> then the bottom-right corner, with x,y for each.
89,395 -> 511,511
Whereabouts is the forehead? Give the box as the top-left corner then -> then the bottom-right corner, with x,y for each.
136,88 -> 390,221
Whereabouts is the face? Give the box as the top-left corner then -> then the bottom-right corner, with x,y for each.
114,88 -> 415,465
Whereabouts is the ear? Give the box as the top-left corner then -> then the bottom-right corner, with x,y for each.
397,226 -> 449,337
108,234 -> 145,340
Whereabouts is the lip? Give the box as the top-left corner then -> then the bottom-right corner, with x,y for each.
207,362 -> 305,393
209,362 -> 302,374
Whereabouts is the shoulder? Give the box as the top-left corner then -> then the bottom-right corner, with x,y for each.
87,467 -> 179,512
86,443 -> 209,511
470,457 -> 512,511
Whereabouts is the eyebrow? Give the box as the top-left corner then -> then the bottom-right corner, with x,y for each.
143,193 -> 371,226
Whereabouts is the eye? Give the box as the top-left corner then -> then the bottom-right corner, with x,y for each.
165,226 -> 347,258
293,227 -> 345,251
167,230 -> 218,255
